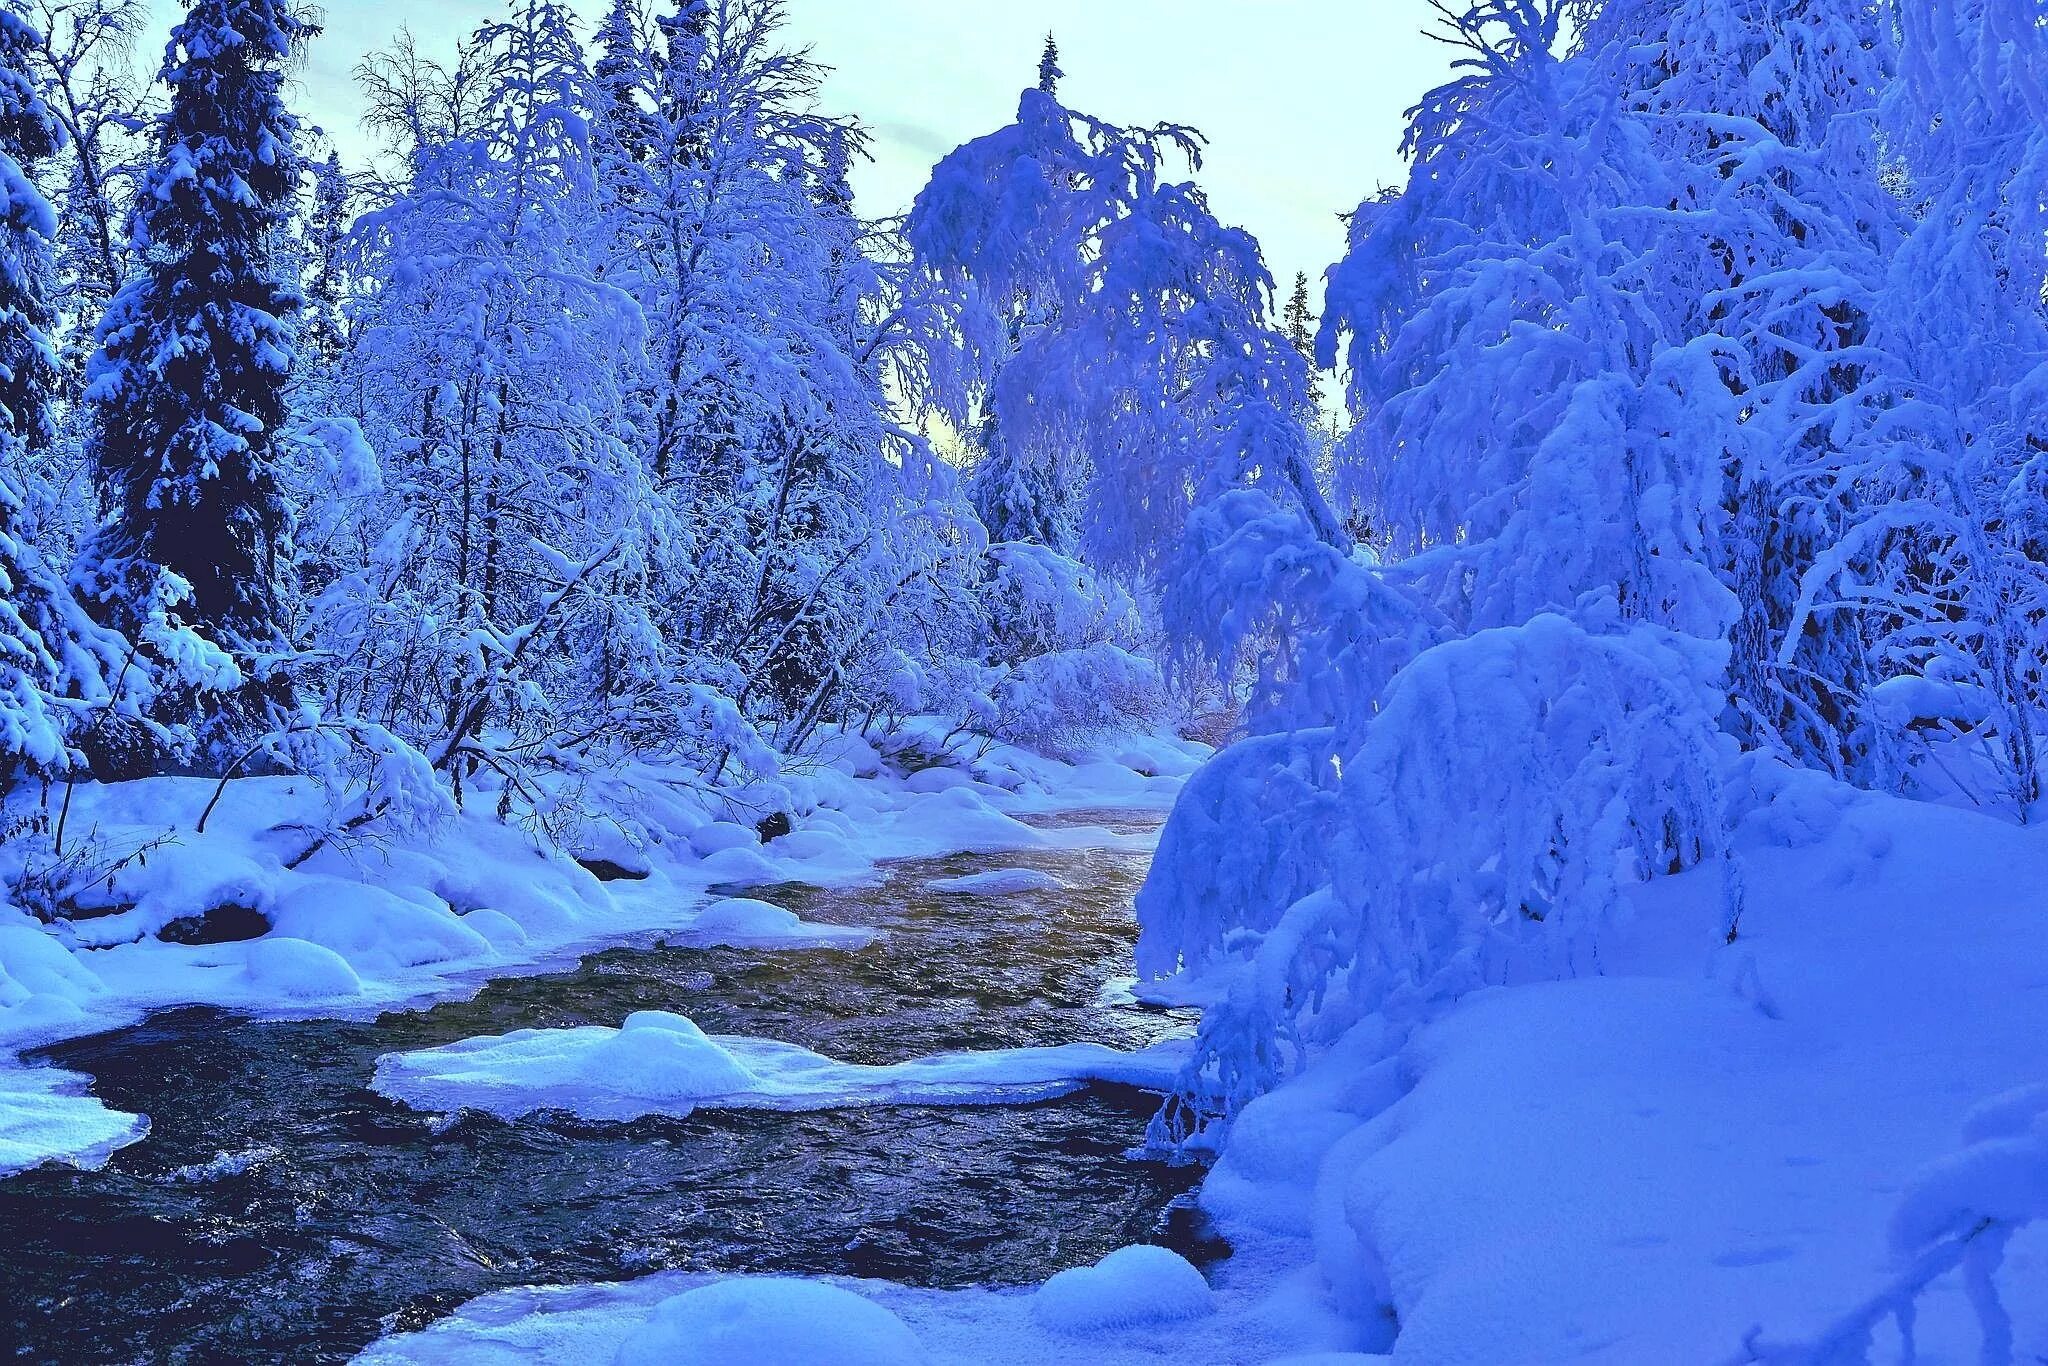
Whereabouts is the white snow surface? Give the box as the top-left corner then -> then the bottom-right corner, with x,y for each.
0,727 -> 1203,1176
354,1232 -> 1371,1365
371,1010 -> 1190,1122
1198,765 -> 2048,1362
0,1064 -> 148,1179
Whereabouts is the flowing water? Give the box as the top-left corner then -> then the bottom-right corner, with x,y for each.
0,811 -> 1208,1364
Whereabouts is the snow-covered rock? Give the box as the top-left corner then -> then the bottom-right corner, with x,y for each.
613,1278 -> 928,1366
687,821 -> 759,858
242,936 -> 362,1000
1031,1245 -> 1214,1334
681,897 -> 874,949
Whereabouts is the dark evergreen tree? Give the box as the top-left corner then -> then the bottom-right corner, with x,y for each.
1037,31 -> 1062,95
654,0 -> 708,164
968,428 -> 1075,551
0,2 -> 124,783
1282,272 -> 1313,360
301,149 -> 349,364
594,0 -> 653,163
75,0 -> 311,693
1282,270 -> 1322,411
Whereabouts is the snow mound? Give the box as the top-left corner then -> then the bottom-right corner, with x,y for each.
0,1064 -> 148,1177
0,921 -> 109,1038
687,821 -> 761,858
1031,1245 -> 1215,1335
269,878 -> 492,976
1892,1084 -> 2048,1253
681,897 -> 875,948
613,1278 -> 927,1366
243,937 -> 363,1000
927,868 -> 1064,895
371,1011 -> 1189,1122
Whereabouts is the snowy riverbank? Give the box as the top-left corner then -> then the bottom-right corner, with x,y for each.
0,728 -> 1203,1180
356,761 -> 2048,1365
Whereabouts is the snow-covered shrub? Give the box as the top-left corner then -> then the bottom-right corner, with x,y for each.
1031,1245 -> 1214,1335
990,642 -> 1165,751
0,802 -> 173,925
1743,1084 -> 2048,1364
1141,615 -> 1733,1134
980,541 -> 1139,662
963,540 -> 1169,749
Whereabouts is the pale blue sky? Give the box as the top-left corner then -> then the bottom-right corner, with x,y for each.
141,1 -> 1453,290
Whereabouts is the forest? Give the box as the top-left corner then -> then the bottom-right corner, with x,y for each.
2,0 -> 2047,1362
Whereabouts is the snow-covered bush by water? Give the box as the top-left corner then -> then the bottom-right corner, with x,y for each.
1142,614 -> 1733,1130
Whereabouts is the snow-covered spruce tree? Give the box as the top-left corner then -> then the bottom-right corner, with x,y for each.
1282,272 -> 1313,362
73,0 -> 312,757
592,0 -> 653,166
596,0 -> 981,756
0,0 -> 132,790
299,149 -> 349,365
1319,0 -> 1736,647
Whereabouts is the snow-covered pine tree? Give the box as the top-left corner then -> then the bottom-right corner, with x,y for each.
300,149 -> 349,365
332,0 -> 656,811
1319,0 -> 1734,649
616,0 -> 976,746
1282,270 -> 1323,416
1838,0 -> 2048,811
0,0 -> 129,788
73,0 -> 312,750
1140,0 -> 1739,1137
1282,272 -> 1312,361
1037,31 -> 1061,96
651,0 -> 707,165
593,0 -> 652,166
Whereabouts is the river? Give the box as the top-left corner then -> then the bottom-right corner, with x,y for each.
0,811 -> 1208,1363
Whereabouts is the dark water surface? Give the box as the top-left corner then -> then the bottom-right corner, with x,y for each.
0,812 -> 1203,1364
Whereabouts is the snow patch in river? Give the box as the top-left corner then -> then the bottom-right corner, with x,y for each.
927,868 -> 1066,895
671,897 -> 877,949
371,1010 -> 1190,1122
0,1064 -> 147,1178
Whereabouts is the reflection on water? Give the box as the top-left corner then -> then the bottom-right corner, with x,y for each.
0,816 -> 1203,1364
